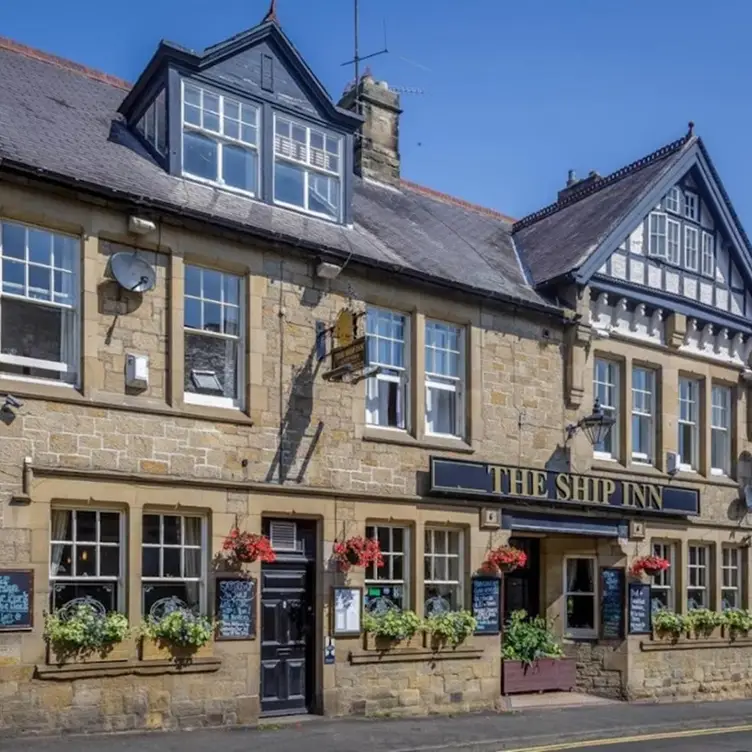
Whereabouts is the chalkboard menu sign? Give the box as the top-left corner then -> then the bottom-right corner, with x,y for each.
215,576 -> 256,641
0,570 -> 33,631
628,582 -> 652,635
599,567 -> 625,640
471,576 -> 501,635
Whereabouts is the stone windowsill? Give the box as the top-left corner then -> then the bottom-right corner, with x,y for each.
640,637 -> 752,652
362,426 -> 474,454
35,656 -> 221,680
349,646 -> 483,664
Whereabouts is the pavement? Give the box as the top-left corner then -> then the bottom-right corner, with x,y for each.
3,699 -> 752,751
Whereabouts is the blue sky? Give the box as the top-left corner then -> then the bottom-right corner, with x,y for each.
3,0 -> 752,224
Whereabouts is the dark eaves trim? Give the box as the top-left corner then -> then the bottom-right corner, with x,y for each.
512,133 -> 693,233
0,160 -> 572,324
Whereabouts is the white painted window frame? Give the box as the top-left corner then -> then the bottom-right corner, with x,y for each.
648,212 -> 667,258
365,307 -> 410,432
651,541 -> 675,612
701,231 -> 715,277
665,186 -> 681,214
631,366 -> 655,463
0,220 -> 80,387
181,80 -> 261,198
183,264 -> 245,410
137,89 -> 167,156
563,555 -> 597,639
684,191 -> 699,221
722,546 -> 741,610
424,320 -> 465,439
687,544 -> 709,610
365,524 -> 410,610
49,508 -> 126,613
423,527 -> 464,612
678,377 -> 699,471
684,225 -> 699,271
666,218 -> 681,265
711,384 -> 731,476
593,358 -> 619,460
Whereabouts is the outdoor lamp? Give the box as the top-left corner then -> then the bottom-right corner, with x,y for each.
566,397 -> 615,447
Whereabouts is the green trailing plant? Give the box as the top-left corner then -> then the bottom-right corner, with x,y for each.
425,610 -> 477,647
362,609 -> 424,641
141,610 -> 215,649
725,608 -> 752,638
652,609 -> 687,638
685,608 -> 725,637
501,610 -> 564,665
43,604 -> 130,657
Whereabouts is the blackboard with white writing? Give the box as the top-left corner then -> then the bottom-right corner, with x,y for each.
628,582 -> 652,635
600,568 -> 625,640
0,570 -> 33,631
215,576 -> 256,640
471,576 -> 501,635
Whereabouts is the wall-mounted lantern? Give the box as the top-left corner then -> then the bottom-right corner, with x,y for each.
566,398 -> 615,447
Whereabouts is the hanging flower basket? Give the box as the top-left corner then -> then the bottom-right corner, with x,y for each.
333,536 -> 384,573
222,527 -> 276,564
630,555 -> 669,578
484,545 -> 527,574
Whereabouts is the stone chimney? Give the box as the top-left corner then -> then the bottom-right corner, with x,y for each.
339,73 -> 402,185
557,170 -> 601,203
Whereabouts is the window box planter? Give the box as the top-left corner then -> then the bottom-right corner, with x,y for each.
424,632 -> 475,651
140,638 -> 214,662
47,639 -> 131,666
364,633 -> 421,651
502,657 -> 576,695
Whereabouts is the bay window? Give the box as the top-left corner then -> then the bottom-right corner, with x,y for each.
365,524 -> 409,613
678,377 -> 699,471
684,226 -> 699,271
0,221 -> 79,384
182,82 -> 260,195
631,366 -> 655,463
425,320 -> 464,438
142,513 -> 205,617
424,528 -> 463,615
701,231 -> 715,277
593,358 -> 619,459
648,212 -> 667,258
687,544 -> 709,610
564,556 -> 596,638
273,115 -> 342,221
365,308 -> 409,430
711,384 -> 731,476
184,265 -> 244,408
666,219 -> 680,264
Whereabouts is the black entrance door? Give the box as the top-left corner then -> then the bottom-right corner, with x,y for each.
260,560 -> 314,716
503,537 -> 540,622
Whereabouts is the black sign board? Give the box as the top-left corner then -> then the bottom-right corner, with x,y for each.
215,576 -> 256,641
600,567 -> 625,640
0,569 -> 33,631
628,582 -> 652,635
471,576 -> 501,635
331,337 -> 367,371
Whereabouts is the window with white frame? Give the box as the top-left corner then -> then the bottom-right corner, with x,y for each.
184,265 -> 243,408
687,544 -> 709,610
722,547 -> 741,610
684,226 -> 699,271
701,231 -> 715,277
564,557 -> 596,638
142,513 -> 205,617
425,320 -> 464,438
273,115 -> 343,221
684,191 -> 698,221
711,384 -> 731,475
365,524 -> 409,613
666,219 -> 681,264
0,221 -> 79,384
651,542 -> 675,612
49,509 -> 123,613
136,89 -> 167,157
678,377 -> 699,470
593,358 -> 619,459
365,308 -> 409,430
665,186 -> 681,214
648,213 -> 667,258
631,366 -> 655,463
424,528 -> 463,615
182,82 -> 260,195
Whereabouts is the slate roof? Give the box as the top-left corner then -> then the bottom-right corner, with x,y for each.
0,38 -> 558,315
512,134 -> 693,286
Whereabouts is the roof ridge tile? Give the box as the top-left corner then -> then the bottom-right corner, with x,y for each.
0,36 -> 131,90
399,179 -> 516,223
512,132 -> 693,232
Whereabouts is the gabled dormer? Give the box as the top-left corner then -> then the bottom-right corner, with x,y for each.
118,2 -> 362,224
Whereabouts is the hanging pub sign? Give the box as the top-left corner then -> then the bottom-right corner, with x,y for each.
323,308 -> 368,379
429,457 -> 699,517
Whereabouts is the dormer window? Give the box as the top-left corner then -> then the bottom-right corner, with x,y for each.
182,83 -> 260,195
273,115 -> 342,221
136,90 -> 167,157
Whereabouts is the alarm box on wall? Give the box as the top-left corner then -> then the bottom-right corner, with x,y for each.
480,507 -> 501,529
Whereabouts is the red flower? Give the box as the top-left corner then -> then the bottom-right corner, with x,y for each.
484,545 -> 527,573
332,536 -> 384,573
630,555 -> 670,577
222,527 -> 276,564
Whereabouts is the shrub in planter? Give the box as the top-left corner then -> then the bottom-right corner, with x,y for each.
652,609 -> 687,639
363,609 -> 423,647
724,608 -> 752,639
141,610 -> 215,657
44,604 -> 130,662
686,608 -> 725,637
425,610 -> 477,648
502,609 -> 564,665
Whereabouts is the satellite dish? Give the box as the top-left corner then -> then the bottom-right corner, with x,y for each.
110,252 -> 156,293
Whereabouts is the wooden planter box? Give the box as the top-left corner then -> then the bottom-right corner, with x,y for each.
424,633 -> 475,651
364,633 -> 421,651
502,658 -> 576,695
47,639 -> 131,666
140,638 -> 214,662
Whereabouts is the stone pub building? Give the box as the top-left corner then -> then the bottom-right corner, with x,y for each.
0,1 -> 751,735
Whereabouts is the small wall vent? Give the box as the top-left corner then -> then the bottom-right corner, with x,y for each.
270,520 -> 299,551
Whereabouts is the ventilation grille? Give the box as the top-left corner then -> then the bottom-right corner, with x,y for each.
270,520 -> 299,552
